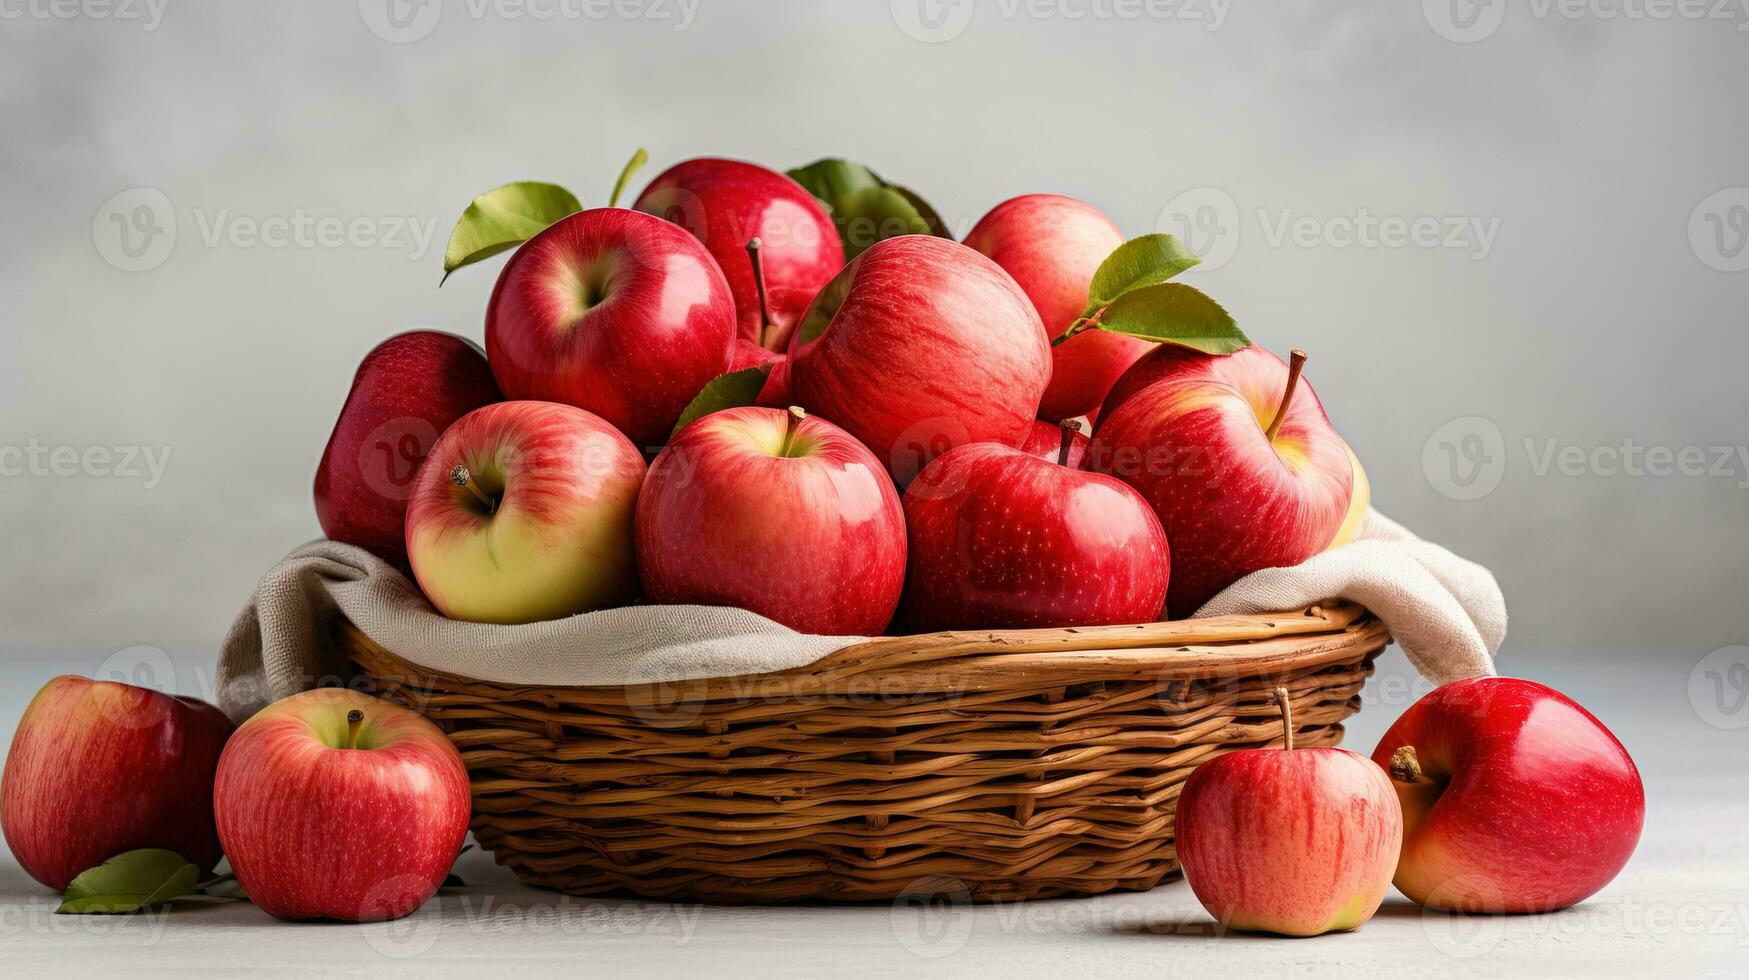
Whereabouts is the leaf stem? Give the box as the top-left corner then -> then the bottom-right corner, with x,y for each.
345,709 -> 364,750
450,465 -> 497,514
1264,349 -> 1308,444
1390,745 -> 1426,784
1273,687 -> 1295,751
780,406 -> 807,457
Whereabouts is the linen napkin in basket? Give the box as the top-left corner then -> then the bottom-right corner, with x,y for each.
215,508 -> 1503,722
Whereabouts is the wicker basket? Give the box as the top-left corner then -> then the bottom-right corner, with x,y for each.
341,602 -> 1388,904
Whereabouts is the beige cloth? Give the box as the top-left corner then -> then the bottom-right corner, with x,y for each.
215,509 -> 1502,722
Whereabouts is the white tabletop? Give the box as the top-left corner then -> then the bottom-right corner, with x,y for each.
2,652 -> 1742,978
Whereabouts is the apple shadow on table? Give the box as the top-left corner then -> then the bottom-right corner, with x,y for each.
1094,897 -> 1434,941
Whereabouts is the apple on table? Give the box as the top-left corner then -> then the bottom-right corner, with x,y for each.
1,677 -> 234,890
214,688 -> 470,922
1175,688 -> 1402,936
637,406 -> 907,635
1374,676 -> 1644,913
405,400 -> 646,625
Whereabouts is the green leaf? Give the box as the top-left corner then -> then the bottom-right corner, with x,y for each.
1079,234 -> 1202,325
441,181 -> 583,284
670,366 -> 772,438
608,148 -> 649,209
57,849 -> 203,914
1074,282 -> 1250,354
786,158 -> 948,259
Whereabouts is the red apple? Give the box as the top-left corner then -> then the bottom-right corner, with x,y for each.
729,337 -> 784,373
313,330 -> 501,567
787,235 -> 1051,485
964,194 -> 1150,421
1176,689 -> 1402,936
1372,677 -> 1644,913
897,425 -> 1168,631
1,677 -> 233,890
1019,417 -> 1089,468
405,400 -> 646,624
1088,345 -> 1352,618
636,406 -> 905,635
213,689 -> 470,922
485,207 -> 737,450
635,158 -> 844,351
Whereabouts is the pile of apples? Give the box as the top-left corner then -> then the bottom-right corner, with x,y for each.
315,152 -> 1367,634
0,153 -> 1645,930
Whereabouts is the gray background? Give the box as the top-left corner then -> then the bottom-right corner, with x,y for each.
5,2 -> 1747,684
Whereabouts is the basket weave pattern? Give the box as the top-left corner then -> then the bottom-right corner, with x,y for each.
343,602 -> 1387,903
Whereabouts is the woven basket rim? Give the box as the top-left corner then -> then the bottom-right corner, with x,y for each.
339,600 -> 1385,701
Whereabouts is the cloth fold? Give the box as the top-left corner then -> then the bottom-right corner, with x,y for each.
215,508 -> 1502,722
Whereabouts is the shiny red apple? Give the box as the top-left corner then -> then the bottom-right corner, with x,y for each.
2,676 -> 234,890
213,688 -> 470,922
964,193 -> 1150,421
896,423 -> 1168,632
1372,677 -> 1644,913
1089,345 -> 1352,618
313,330 -> 500,567
636,406 -> 906,635
405,401 -> 646,625
485,207 -> 737,450
787,235 -> 1051,485
1176,689 -> 1402,936
635,158 -> 844,351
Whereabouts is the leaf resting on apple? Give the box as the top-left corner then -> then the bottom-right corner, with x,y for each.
440,181 -> 583,284
786,158 -> 949,260
56,848 -> 205,914
1079,233 -> 1203,324
670,366 -> 773,438
1058,233 -> 1249,354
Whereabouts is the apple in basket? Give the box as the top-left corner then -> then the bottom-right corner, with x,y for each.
964,193 -> 1151,422
485,207 -> 738,450
1089,345 -> 1353,618
214,689 -> 470,922
313,330 -> 501,568
1372,677 -> 1644,913
1,677 -> 234,890
405,400 -> 646,625
1175,688 -> 1402,936
634,158 -> 844,353
786,234 -> 1051,485
637,406 -> 906,635
896,421 -> 1169,631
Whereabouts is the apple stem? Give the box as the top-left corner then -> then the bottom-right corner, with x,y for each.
345,709 -> 364,750
746,237 -> 775,349
1389,745 -> 1426,784
1057,419 -> 1083,467
780,405 -> 807,457
1273,687 -> 1295,751
450,465 -> 497,514
1264,349 -> 1309,444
